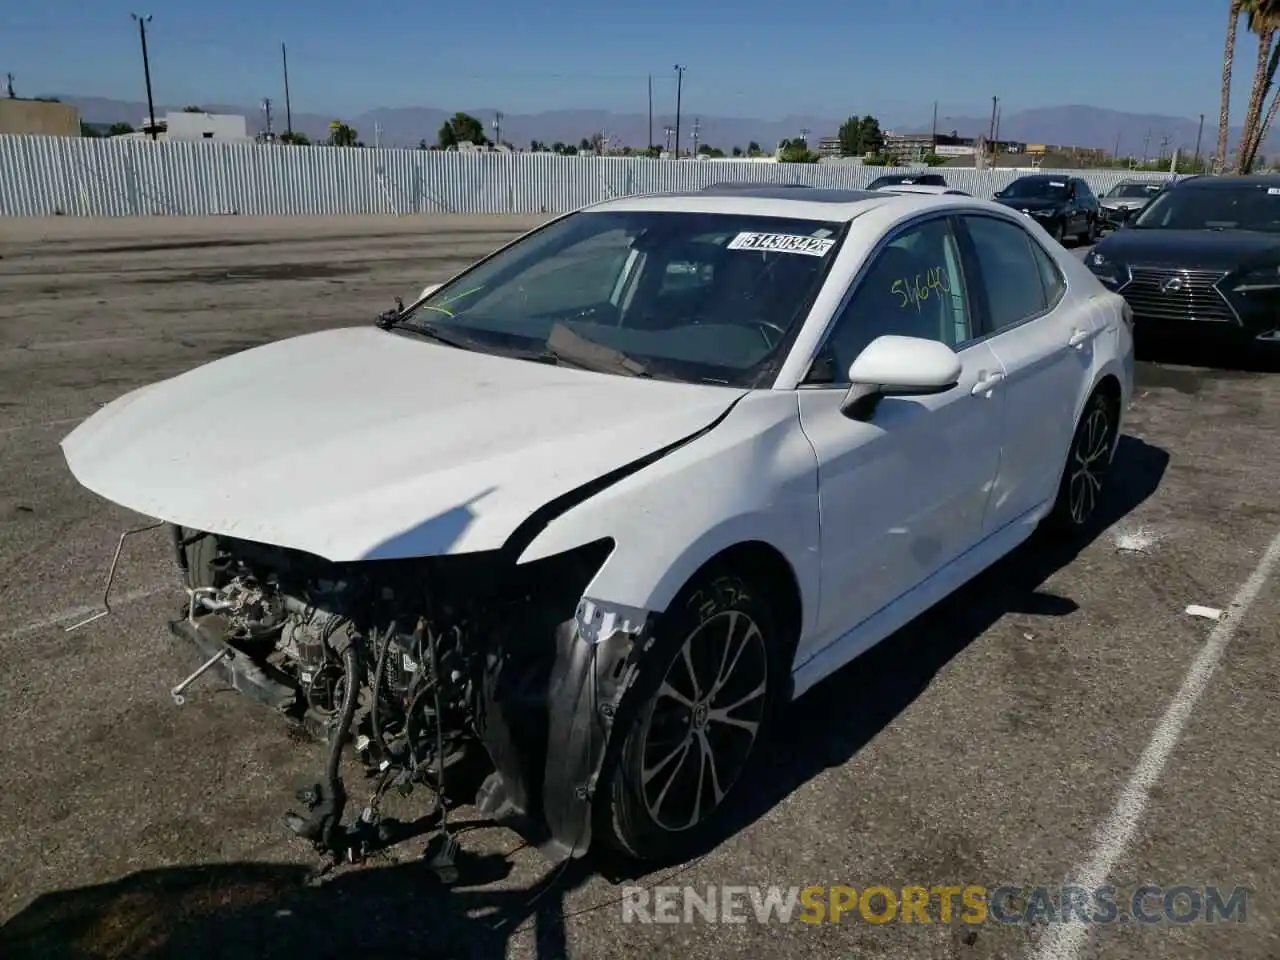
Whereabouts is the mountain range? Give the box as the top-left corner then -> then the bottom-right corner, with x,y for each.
59,95 -> 1268,160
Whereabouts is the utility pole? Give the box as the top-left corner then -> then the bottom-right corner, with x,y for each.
993,100 -> 1002,145
1193,113 -> 1205,169
262,98 -> 273,140
931,100 -> 938,152
493,111 -> 502,148
663,125 -> 673,154
132,14 -> 157,139
988,95 -> 999,163
374,121 -> 383,149
692,117 -> 701,156
281,42 -> 293,137
1141,128 -> 1152,165
1158,134 -> 1170,162
1113,131 -> 1121,160
673,64 -> 686,158
647,74 -> 653,150
5,73 -> 14,99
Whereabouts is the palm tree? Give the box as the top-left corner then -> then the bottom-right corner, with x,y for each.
1218,0 -> 1245,174
1238,0 -> 1280,170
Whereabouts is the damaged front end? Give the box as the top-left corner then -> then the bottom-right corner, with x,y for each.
138,524 -> 645,866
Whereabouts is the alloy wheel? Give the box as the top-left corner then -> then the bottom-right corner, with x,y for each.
1068,402 -> 1113,524
638,609 -> 769,833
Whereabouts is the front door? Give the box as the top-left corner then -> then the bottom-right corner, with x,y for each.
795,213 -> 1007,661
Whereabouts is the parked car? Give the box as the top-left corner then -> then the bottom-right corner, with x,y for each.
874,184 -> 971,196
1085,173 -> 1280,349
1097,180 -> 1165,231
865,172 -> 948,189
992,174 -> 1101,245
61,186 -> 1133,871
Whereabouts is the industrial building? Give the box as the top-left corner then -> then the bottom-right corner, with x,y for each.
0,98 -> 81,137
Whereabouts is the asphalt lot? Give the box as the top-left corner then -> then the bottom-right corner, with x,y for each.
0,215 -> 1277,960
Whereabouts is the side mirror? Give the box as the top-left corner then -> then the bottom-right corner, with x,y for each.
419,282 -> 442,301
840,335 -> 962,421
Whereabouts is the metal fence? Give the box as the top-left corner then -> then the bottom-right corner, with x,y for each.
0,135 -> 1181,218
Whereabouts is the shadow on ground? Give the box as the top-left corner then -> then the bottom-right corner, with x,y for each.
0,436 -> 1170,960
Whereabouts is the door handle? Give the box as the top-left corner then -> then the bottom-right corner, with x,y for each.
1068,328 -> 1096,349
971,371 -> 1004,396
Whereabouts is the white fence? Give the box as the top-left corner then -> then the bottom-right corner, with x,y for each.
0,135 -> 1181,218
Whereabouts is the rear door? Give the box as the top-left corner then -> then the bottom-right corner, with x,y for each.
953,212 -> 1099,534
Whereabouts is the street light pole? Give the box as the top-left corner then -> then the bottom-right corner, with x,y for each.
281,42 -> 293,137
132,14 -> 157,140
673,64 -> 686,159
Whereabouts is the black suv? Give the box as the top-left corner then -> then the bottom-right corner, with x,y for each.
992,175 -> 1101,245
865,172 -> 948,190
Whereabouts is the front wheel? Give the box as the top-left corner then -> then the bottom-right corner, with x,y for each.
594,569 -> 788,864
1043,389 -> 1119,536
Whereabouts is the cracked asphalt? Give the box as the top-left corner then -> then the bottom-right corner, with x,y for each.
0,215 -> 1277,960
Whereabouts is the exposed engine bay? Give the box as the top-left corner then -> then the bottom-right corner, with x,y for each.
163,523 -> 641,869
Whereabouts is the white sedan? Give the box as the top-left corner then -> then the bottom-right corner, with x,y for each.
61,186 -> 1135,868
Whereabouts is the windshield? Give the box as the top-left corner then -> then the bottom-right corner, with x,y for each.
1106,183 -> 1161,199
1000,178 -> 1071,200
868,174 -> 938,189
1132,184 -> 1280,232
398,210 -> 845,387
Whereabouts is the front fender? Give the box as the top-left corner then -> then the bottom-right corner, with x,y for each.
514,390 -> 822,634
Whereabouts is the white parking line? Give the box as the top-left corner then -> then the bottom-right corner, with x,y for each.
0,584 -> 171,643
1029,525 -> 1280,960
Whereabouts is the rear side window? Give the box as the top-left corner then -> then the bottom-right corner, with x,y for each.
1029,239 -> 1067,308
958,215 -> 1048,332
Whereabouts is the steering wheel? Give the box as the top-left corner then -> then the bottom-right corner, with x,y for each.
752,320 -> 788,349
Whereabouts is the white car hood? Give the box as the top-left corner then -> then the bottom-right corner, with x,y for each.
61,326 -> 746,562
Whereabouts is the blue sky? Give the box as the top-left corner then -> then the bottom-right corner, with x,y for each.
0,0 -> 1256,125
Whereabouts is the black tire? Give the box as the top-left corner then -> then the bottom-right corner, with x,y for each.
1043,388 -> 1119,536
1083,217 -> 1099,244
594,567 -> 788,863
1050,218 -> 1066,244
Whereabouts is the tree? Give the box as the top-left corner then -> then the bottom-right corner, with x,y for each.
79,122 -> 101,137
1236,0 -> 1280,171
437,112 -> 487,148
747,140 -> 761,156
731,145 -> 743,157
837,115 -> 885,157
279,131 -> 310,145
530,139 -> 549,152
107,121 -> 134,136
778,138 -> 819,163
182,105 -> 203,113
328,121 -> 358,147
1218,1 -> 1247,172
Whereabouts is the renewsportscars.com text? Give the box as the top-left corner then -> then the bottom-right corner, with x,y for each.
620,884 -> 1249,925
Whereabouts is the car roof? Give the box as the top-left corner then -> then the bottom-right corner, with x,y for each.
1173,173 -> 1280,189
583,186 -> 957,221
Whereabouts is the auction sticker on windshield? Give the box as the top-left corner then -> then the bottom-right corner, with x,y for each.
727,232 -> 835,256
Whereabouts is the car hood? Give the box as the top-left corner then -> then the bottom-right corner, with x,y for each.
994,197 -> 1064,212
1101,197 -> 1151,211
61,326 -> 748,562
1093,228 -> 1280,270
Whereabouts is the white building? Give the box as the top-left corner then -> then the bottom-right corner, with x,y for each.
114,111 -> 251,142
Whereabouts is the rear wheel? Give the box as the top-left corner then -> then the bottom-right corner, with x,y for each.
595,568 -> 787,863
1043,389 -> 1119,536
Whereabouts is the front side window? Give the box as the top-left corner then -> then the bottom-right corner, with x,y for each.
959,215 -> 1049,332
815,216 -> 972,381
401,210 -> 845,387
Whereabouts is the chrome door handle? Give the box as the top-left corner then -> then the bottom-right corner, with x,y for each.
1068,328 -> 1100,349
971,371 -> 1004,396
